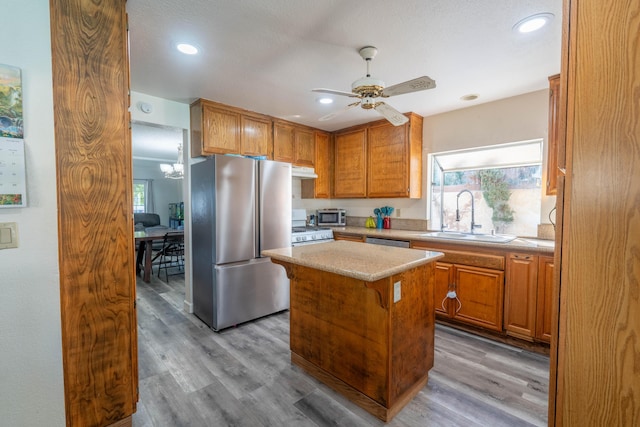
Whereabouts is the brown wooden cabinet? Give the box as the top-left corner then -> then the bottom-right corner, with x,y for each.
334,128 -> 368,198
294,127 -> 315,167
452,264 -> 505,332
535,256 -> 554,343
241,113 -> 272,157
273,121 -> 294,163
191,99 -> 273,158
333,232 -> 365,242
367,113 -> 423,198
504,253 -> 539,341
273,119 -> 316,166
412,241 -> 505,332
546,74 -> 560,195
334,114 -> 423,199
434,262 -> 454,316
52,0 -> 137,424
301,131 -> 332,199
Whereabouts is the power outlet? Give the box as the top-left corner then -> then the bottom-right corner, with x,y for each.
0,222 -> 18,249
396,208 -> 401,217
393,281 -> 401,303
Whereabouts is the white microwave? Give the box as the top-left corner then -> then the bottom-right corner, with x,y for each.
316,209 -> 347,226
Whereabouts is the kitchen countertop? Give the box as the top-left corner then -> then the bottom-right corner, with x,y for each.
262,240 -> 443,282
331,226 -> 556,254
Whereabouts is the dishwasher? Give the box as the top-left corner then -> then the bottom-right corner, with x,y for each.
364,237 -> 410,248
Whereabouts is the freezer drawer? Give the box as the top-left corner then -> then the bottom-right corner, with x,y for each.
195,258 -> 290,331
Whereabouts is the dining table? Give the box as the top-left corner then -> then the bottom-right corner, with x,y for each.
135,228 -> 184,283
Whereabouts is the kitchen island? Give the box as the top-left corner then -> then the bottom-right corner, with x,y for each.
262,240 -> 443,422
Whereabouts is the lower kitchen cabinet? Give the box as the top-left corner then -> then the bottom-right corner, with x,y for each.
413,242 -> 505,332
333,232 -> 365,242
451,264 -> 505,332
535,256 -> 555,343
504,253 -> 539,341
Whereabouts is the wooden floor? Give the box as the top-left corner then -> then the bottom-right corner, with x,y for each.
133,275 -> 549,427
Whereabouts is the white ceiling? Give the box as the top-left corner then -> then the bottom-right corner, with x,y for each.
127,0 -> 562,158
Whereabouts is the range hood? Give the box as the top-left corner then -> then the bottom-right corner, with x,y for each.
291,166 -> 318,179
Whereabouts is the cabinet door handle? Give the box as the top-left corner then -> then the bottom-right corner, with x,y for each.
513,254 -> 531,260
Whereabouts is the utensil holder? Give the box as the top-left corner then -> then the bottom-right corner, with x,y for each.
376,217 -> 383,229
383,217 -> 391,229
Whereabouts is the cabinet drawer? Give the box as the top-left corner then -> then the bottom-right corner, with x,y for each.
412,245 -> 504,270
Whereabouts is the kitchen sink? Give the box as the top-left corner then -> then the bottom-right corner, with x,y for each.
420,231 -> 517,243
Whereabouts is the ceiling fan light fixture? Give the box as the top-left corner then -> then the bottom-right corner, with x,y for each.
317,97 -> 333,104
513,13 -> 554,33
176,43 -> 199,55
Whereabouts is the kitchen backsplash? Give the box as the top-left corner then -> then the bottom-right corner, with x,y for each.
347,216 -> 429,231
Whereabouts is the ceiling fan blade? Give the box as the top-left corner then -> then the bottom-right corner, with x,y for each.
374,102 -> 409,126
381,76 -> 436,97
312,88 -> 360,98
319,101 -> 361,121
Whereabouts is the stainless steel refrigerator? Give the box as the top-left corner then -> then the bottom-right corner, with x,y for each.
191,155 -> 291,330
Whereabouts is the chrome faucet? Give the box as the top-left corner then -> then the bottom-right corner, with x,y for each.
456,189 -> 481,233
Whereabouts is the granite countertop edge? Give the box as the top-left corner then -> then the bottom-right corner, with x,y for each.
263,241 -> 444,282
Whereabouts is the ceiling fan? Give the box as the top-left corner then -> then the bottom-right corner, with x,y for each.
313,46 -> 436,126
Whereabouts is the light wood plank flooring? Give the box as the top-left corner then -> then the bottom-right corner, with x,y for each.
133,275 -> 548,427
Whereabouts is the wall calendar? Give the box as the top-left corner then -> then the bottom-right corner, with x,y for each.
0,137 -> 26,207
0,64 -> 26,207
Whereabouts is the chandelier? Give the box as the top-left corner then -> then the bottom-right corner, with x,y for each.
160,143 -> 184,179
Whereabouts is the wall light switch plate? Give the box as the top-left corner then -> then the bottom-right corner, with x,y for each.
0,222 -> 18,249
393,281 -> 401,303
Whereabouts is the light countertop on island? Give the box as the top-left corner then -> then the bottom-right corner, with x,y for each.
262,240 -> 443,282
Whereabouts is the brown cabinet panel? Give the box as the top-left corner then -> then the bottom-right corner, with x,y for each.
202,103 -> 241,154
334,128 -> 368,198
241,113 -> 272,157
332,113 -> 422,199
51,0 -> 137,424
434,262 -> 454,316
454,265 -> 505,331
294,128 -> 315,167
504,253 -> 539,341
333,232 -> 365,242
273,121 -> 295,163
546,74 -> 560,195
367,121 -> 408,197
535,256 -> 554,343
191,99 -> 275,157
302,131 -> 332,199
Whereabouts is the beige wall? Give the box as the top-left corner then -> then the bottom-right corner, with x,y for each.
425,89 -> 556,226
0,1 -> 66,425
296,89 -> 557,228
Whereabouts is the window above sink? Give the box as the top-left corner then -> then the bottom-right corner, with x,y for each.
428,139 -> 543,237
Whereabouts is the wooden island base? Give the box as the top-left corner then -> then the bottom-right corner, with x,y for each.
291,352 -> 430,422
272,256 -> 437,422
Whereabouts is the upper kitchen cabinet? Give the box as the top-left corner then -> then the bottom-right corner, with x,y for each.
367,113 -> 423,198
241,112 -> 273,157
334,127 -> 368,198
190,99 -> 272,158
273,119 -> 316,167
301,131 -> 332,199
333,113 -> 423,199
546,74 -> 560,195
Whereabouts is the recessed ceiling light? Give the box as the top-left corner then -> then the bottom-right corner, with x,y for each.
318,97 -> 333,104
176,43 -> 199,55
513,13 -> 554,33
460,94 -> 479,101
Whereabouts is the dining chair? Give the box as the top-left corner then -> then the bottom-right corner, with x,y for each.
156,233 -> 185,281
